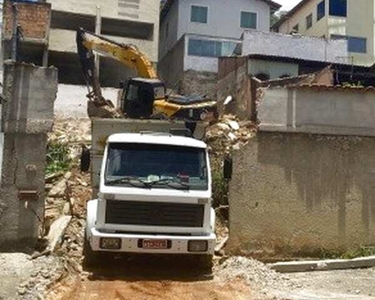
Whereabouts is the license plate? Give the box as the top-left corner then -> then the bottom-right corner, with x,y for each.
142,239 -> 168,249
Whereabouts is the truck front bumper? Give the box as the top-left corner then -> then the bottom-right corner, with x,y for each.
89,228 -> 216,255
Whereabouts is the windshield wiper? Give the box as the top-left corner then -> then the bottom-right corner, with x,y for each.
150,179 -> 190,190
106,177 -> 151,188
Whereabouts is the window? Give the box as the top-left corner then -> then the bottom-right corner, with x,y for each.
188,39 -> 240,57
329,0 -> 347,17
291,24 -> 299,33
191,5 -> 208,24
317,0 -> 325,21
348,37 -> 367,53
331,35 -> 367,53
306,13 -> 313,29
240,11 -> 257,29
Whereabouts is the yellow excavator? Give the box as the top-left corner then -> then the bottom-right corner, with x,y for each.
76,28 -> 217,121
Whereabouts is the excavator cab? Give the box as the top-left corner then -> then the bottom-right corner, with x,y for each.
120,78 -> 166,118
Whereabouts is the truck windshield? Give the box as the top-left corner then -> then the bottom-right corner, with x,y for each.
105,143 -> 208,191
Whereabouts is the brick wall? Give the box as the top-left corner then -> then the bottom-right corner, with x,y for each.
3,0 -> 51,41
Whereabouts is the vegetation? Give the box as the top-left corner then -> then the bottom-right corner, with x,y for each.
46,142 -> 72,175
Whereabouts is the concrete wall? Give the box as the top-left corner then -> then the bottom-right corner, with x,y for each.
54,84 -> 120,119
159,0 -> 179,59
157,35 -> 185,89
258,86 -> 375,137
228,132 -> 375,256
0,62 -> 57,251
179,70 -> 217,100
242,30 -> 349,64
217,56 -> 254,119
248,58 -> 299,79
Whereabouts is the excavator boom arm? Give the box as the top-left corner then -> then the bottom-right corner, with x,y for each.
76,28 -> 157,98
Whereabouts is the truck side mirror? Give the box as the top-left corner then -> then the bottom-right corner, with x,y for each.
80,145 -> 91,172
223,156 -> 233,180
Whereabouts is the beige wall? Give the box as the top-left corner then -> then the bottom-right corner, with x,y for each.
278,0 -> 328,37
227,132 -> 375,257
278,0 -> 375,66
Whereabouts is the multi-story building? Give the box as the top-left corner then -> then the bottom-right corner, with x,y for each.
2,0 -> 160,86
273,0 -> 375,66
158,0 -> 281,98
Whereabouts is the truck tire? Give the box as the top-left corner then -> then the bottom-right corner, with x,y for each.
83,232 -> 100,268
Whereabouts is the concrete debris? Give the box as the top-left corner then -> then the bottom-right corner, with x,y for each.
48,178 -> 67,198
47,216 -> 72,253
215,256 -> 301,291
205,114 -> 257,155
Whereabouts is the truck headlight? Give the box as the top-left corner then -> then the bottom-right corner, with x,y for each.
100,238 -> 121,250
188,240 -> 208,252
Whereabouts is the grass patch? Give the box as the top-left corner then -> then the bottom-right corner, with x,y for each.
46,142 -> 72,175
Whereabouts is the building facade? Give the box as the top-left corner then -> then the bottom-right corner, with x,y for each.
273,0 -> 375,66
2,0 -> 160,86
158,0 -> 281,96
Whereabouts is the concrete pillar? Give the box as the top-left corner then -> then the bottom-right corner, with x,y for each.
0,61 -> 57,252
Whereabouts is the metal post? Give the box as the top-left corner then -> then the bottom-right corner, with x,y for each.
95,6 -> 102,78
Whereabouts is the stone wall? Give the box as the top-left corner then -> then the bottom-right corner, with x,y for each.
179,70 -> 217,101
0,62 -> 57,251
228,132 -> 375,257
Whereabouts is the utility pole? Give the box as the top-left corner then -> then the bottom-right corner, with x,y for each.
95,6 -> 102,78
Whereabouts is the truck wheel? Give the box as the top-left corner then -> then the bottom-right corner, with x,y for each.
83,233 -> 100,268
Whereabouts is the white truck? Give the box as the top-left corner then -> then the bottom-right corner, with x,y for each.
84,119 -> 216,267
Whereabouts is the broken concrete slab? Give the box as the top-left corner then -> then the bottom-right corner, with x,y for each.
269,256 -> 375,273
47,215 -> 72,253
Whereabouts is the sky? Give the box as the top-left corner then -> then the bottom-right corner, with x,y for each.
276,0 -> 302,11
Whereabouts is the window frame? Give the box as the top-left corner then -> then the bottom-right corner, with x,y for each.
317,0 -> 325,21
240,10 -> 258,30
331,34 -> 367,54
190,4 -> 209,24
187,38 -> 240,58
306,13 -> 313,29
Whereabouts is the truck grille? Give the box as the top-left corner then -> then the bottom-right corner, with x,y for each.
105,200 -> 205,227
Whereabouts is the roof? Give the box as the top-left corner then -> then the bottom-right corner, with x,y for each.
286,84 -> 375,92
272,0 -> 310,30
245,54 -> 375,70
108,133 -> 207,149
161,0 -> 282,22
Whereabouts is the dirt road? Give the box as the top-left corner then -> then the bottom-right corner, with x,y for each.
51,255 -> 269,300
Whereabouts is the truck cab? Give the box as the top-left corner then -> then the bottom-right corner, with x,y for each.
84,132 -> 216,266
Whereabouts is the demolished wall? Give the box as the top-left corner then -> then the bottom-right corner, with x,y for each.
0,62 -> 57,251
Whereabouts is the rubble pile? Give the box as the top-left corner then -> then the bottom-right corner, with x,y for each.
205,115 -> 257,155
48,119 -> 91,161
215,256 -> 301,291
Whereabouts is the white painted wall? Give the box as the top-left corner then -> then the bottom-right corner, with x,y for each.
242,30 -> 349,64
248,59 -> 299,79
54,84 -> 120,119
178,0 -> 271,40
